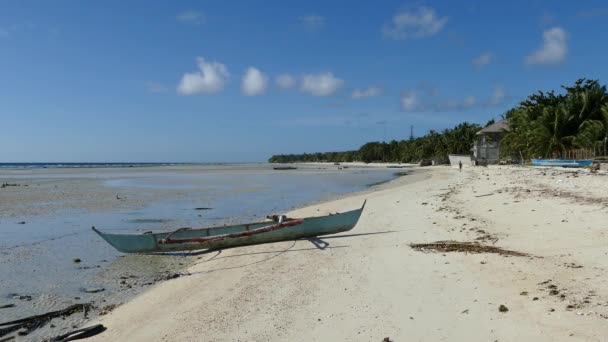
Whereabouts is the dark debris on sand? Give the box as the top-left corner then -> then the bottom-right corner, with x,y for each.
409,241 -> 528,257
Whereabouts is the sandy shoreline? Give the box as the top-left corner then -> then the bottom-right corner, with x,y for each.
83,165 -> 608,341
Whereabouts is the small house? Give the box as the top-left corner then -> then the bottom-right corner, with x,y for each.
472,119 -> 509,164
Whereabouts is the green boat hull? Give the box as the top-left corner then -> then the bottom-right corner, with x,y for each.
93,202 -> 365,253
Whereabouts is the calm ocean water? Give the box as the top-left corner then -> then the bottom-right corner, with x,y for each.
0,162 -> 186,169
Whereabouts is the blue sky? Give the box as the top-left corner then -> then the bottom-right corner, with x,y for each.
1,1 -> 608,162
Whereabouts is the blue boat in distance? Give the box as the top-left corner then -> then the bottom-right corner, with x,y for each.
531,159 -> 593,167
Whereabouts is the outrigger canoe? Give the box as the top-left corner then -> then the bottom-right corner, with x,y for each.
93,201 -> 366,253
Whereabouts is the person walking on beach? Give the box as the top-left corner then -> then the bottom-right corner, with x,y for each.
458,160 -> 462,172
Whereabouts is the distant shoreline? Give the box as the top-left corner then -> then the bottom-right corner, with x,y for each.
0,162 -> 257,170
299,161 -> 417,168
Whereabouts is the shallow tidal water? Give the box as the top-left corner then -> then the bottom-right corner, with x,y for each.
0,164 -> 403,339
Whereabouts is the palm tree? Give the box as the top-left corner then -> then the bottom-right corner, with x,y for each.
530,105 -> 574,157
503,79 -> 608,160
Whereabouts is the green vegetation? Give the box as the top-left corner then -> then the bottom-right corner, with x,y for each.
268,122 -> 481,163
501,79 -> 608,159
269,79 -> 608,164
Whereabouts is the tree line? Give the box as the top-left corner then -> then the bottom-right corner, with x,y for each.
268,122 -> 483,163
269,79 -> 608,164
501,79 -> 608,159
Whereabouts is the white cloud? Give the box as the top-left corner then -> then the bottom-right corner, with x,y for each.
300,72 -> 344,96
400,86 -> 506,112
525,27 -> 567,66
490,86 -> 505,105
241,67 -> 268,96
272,115 -> 354,127
275,74 -> 296,89
401,92 -> 420,111
442,96 -> 477,110
472,52 -> 494,70
383,7 -> 448,40
177,11 -> 205,26
463,96 -> 477,106
352,86 -> 382,99
299,15 -> 325,31
146,82 -> 168,93
177,57 -> 229,95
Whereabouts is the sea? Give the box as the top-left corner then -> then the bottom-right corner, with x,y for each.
0,162 -> 185,169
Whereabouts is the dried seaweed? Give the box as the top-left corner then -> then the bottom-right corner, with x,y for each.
410,241 -> 527,257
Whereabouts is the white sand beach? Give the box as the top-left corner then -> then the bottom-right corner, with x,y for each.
86,165 -> 608,341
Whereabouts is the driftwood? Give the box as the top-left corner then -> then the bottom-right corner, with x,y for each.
47,324 -> 106,341
475,193 -> 494,198
0,304 -> 92,338
410,241 -> 527,257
